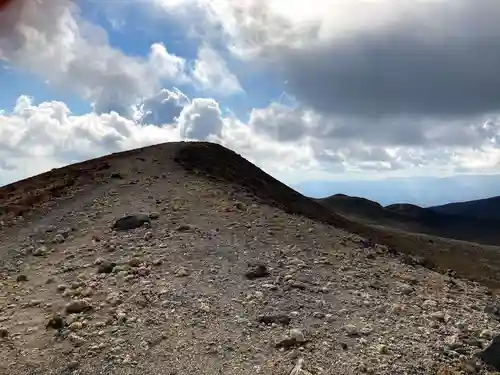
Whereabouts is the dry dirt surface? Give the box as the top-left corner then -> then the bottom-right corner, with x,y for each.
1,142 -> 500,375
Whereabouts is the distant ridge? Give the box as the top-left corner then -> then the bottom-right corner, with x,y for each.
429,195 -> 500,220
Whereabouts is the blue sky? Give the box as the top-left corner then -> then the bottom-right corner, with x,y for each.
2,0 -> 500,206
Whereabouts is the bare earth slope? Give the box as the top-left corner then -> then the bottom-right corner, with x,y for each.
1,142 -> 500,375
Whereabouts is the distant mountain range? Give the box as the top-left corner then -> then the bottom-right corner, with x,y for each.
430,196 -> 500,221
316,193 -> 500,246
295,174 -> 500,207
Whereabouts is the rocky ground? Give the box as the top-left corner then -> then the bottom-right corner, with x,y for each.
1,142 -> 500,375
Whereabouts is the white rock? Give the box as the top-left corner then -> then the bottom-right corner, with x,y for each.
480,329 -> 493,339
290,328 -> 306,342
422,300 -> 437,309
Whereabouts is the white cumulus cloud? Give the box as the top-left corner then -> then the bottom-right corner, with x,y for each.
192,45 -> 242,95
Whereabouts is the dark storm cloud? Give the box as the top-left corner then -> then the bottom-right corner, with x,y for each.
276,1 -> 500,118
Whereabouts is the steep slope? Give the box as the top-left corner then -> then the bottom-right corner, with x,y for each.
430,196 -> 500,220
0,142 -> 500,375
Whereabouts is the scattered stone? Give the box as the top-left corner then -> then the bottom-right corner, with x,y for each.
175,267 -> 190,277
458,359 -> 478,374
153,259 -> 163,266
52,234 -> 66,244
245,264 -> 270,280
46,314 -> 66,330
66,361 -> 80,371
69,321 -> 83,331
397,282 -> 413,294
422,300 -> 437,309
289,358 -> 313,375
33,246 -> 47,257
149,212 -> 160,219
391,303 -> 403,314
0,327 -> 8,338
289,328 -> 306,343
258,314 -> 291,326
57,284 -> 68,292
28,299 -> 42,307
128,258 -> 141,267
97,261 -> 116,274
16,274 -> 28,282
94,257 -> 104,265
479,334 -> 500,370
344,324 -> 360,337
480,329 -> 493,339
262,283 -> 278,290
377,344 -> 389,354
144,231 -> 153,241
136,266 -> 149,276
235,201 -> 246,210
290,281 -> 308,290
430,311 -> 446,322
81,288 -> 93,297
113,265 -> 128,273
112,214 -> 151,231
68,333 -> 86,346
106,292 -> 123,306
176,224 -> 192,232
65,299 -> 92,314
485,302 -> 500,321
276,329 -> 309,349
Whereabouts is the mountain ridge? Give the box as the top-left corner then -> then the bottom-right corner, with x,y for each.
1,141 -> 500,374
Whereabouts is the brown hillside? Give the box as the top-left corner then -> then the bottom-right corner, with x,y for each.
1,142 -> 500,375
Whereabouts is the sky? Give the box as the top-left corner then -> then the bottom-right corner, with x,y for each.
2,0 -> 500,206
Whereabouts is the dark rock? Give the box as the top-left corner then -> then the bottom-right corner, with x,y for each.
485,301 -> 500,321
97,261 -> 116,274
175,224 -> 192,232
245,264 -> 270,280
52,234 -> 66,244
128,258 -> 141,267
257,314 -> 291,326
275,337 -> 309,350
112,214 -> 151,231
46,314 -> 66,330
65,299 -> 92,314
290,282 -> 308,290
445,269 -> 457,278
16,274 -> 28,282
110,172 -> 123,179
479,334 -> 500,370
0,328 -> 8,338
234,202 -> 246,210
